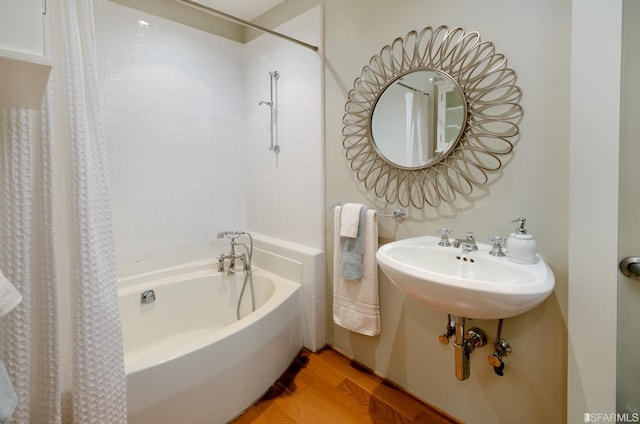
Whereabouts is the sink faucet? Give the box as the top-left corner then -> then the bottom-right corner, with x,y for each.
452,232 -> 478,252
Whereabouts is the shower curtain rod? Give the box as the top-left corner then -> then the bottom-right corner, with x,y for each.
175,0 -> 319,52
397,81 -> 430,96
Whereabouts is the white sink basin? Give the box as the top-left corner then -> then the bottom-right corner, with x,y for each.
376,236 -> 555,319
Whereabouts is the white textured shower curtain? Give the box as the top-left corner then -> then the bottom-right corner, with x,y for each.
405,91 -> 431,167
0,0 -> 127,423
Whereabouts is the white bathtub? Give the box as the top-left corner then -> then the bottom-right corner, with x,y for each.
118,259 -> 302,424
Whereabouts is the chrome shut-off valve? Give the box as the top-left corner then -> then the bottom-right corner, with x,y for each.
438,316 -> 456,345
488,339 -> 511,376
488,318 -> 511,376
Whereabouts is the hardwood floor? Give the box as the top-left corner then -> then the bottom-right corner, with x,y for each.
232,348 -> 461,424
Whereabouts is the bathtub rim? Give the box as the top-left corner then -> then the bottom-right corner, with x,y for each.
119,264 -> 301,376
115,231 -> 326,352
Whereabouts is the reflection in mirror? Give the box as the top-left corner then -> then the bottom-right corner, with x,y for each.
371,70 -> 465,169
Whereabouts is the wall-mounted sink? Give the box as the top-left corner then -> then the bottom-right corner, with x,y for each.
376,235 -> 555,319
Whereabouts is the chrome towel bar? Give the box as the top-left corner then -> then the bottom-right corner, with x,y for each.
330,202 -> 406,222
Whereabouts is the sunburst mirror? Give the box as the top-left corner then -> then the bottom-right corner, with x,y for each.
342,26 -> 522,208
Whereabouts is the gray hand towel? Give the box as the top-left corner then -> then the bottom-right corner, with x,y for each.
339,205 -> 368,280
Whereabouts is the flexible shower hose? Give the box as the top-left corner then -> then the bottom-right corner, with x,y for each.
235,236 -> 255,320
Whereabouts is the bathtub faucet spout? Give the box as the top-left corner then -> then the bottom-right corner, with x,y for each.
217,252 -> 247,275
217,231 -> 253,276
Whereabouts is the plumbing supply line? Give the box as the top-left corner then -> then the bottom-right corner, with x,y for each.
490,319 -> 510,376
175,0 -> 319,52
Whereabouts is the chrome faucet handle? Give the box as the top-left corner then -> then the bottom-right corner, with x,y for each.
438,318 -> 456,345
489,236 -> 506,257
488,339 -> 511,376
238,253 -> 248,271
437,229 -> 452,246
217,254 -> 226,272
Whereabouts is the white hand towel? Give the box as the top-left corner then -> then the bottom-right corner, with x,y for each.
333,207 -> 380,336
339,203 -> 364,238
0,270 -> 22,317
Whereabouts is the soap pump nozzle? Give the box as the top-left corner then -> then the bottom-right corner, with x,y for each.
512,218 -> 528,235
506,217 -> 537,264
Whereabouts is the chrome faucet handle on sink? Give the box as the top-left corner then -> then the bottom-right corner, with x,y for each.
437,228 -> 452,246
489,236 -> 506,257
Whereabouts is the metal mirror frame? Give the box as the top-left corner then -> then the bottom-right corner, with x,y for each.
342,26 -> 523,208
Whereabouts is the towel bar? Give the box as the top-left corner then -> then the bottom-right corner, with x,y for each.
330,202 -> 406,222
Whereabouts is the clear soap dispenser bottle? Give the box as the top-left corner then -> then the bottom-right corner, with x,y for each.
506,218 -> 537,264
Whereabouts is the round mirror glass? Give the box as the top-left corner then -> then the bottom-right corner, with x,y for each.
370,69 -> 466,169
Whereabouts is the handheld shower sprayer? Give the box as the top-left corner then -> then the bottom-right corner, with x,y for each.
216,231 -> 253,260
217,230 -> 246,240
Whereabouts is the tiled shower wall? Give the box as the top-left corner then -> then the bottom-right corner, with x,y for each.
94,0 -> 323,269
244,6 -> 324,251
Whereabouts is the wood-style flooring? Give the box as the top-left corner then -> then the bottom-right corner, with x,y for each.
232,347 -> 461,424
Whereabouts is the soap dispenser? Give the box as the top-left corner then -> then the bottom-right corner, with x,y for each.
506,218 -> 537,264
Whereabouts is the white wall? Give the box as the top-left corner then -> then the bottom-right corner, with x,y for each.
244,6 -> 326,350
568,0 -> 622,421
95,0 -> 246,269
323,0 -> 570,422
617,0 -> 640,415
244,6 -> 324,251
0,0 -> 43,55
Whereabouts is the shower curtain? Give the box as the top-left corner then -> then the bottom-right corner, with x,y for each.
0,0 -> 127,423
405,91 -> 431,167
